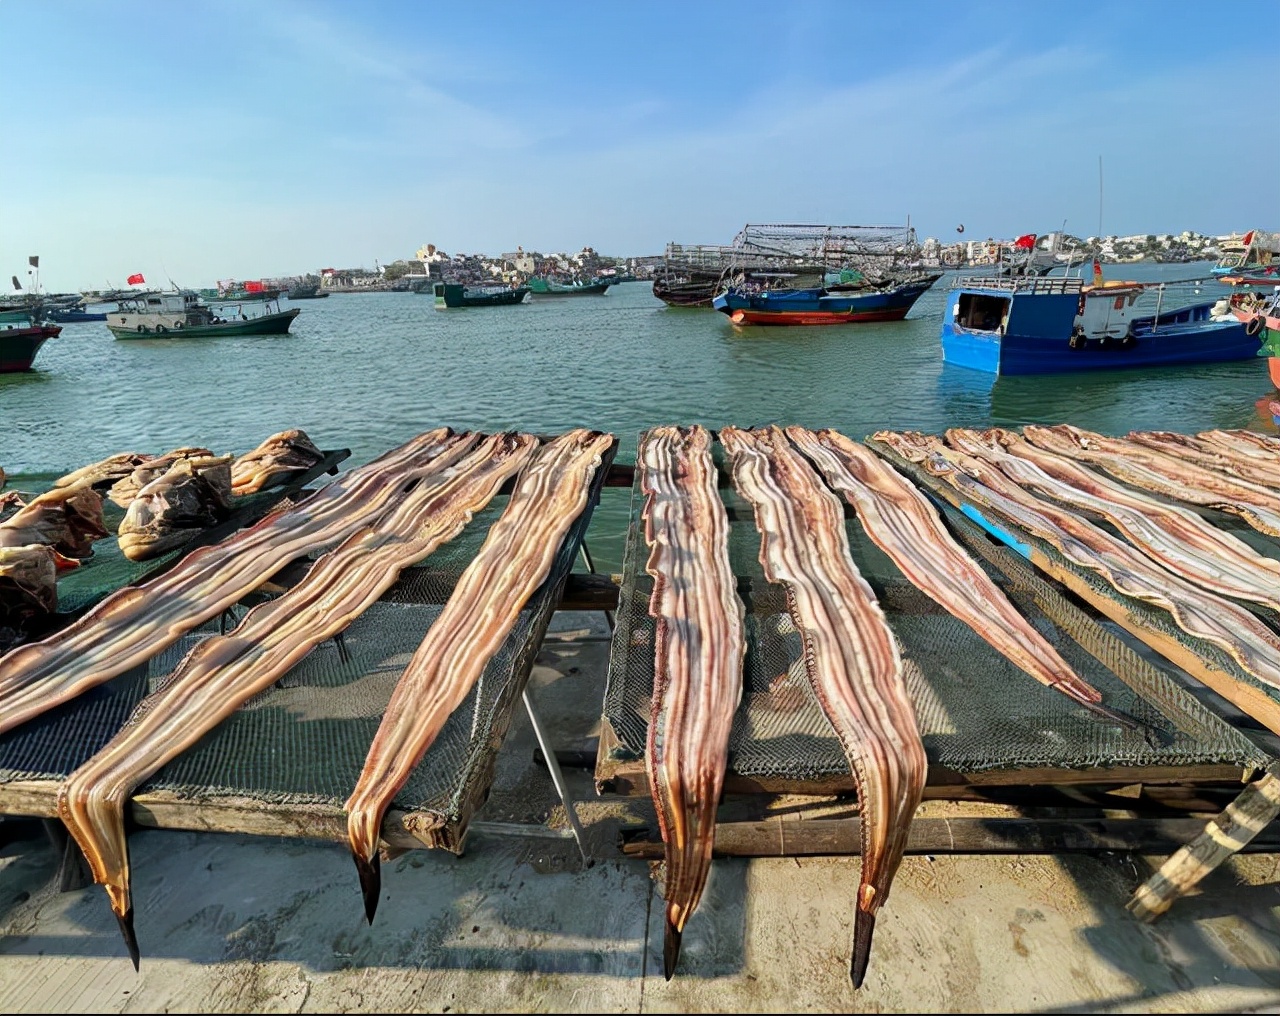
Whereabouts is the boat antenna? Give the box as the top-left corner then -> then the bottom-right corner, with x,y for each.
1097,155 -> 1104,241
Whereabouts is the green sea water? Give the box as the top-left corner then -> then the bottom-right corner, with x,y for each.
2,265 -> 1273,570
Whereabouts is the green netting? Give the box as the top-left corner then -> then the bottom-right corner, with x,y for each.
0,443 -> 613,843
601,431 -> 1269,784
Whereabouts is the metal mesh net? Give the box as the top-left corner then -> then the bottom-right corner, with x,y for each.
0,450 -> 611,840
601,433 -> 1268,783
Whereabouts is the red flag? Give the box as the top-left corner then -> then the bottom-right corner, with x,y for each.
1014,233 -> 1037,250
1243,230 -> 1255,247
127,272 -> 145,285
1092,258 -> 1103,287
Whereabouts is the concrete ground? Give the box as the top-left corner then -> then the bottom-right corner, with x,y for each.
2,614 -> 1280,1013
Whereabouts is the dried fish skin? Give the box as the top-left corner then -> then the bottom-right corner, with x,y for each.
719,425 -> 925,988
791,426 -> 1104,709
56,432 -> 538,965
231,429 -> 326,496
117,456 -> 234,562
640,425 -> 745,978
345,429 -> 614,923
0,484 -> 109,561
0,428 -> 471,737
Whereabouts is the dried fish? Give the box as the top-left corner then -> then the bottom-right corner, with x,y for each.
345,428 -> 614,923
1022,424 -> 1280,537
0,429 -> 474,736
231,429 -> 326,496
639,425 -> 744,978
108,447 -> 215,508
876,431 -> 1280,693
957,428 -> 1280,615
1126,430 -> 1280,489
53,452 -> 154,492
789,426 -> 1108,712
57,431 -> 536,969
117,455 -> 234,561
0,484 -> 109,563
719,425 -> 925,988
0,545 -> 57,629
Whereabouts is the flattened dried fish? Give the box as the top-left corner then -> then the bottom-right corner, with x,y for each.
720,425 -> 925,988
1023,425 -> 1280,536
959,428 -> 1280,615
877,431 -> 1280,694
1126,430 -> 1280,489
0,545 -> 57,630
53,452 -> 154,492
117,455 -> 234,561
231,429 -> 326,496
108,447 -> 215,508
639,425 -> 744,978
0,484 -> 109,563
790,426 -> 1108,712
57,431 -> 536,969
345,429 -> 613,923
0,429 -> 472,736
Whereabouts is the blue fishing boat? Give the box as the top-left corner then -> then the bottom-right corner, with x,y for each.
712,277 -> 937,326
940,275 -> 1259,376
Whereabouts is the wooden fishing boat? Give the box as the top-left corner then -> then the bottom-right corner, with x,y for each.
712,277 -> 936,326
432,281 -> 530,308
0,322 -> 60,372
106,290 -> 300,339
526,276 -> 611,297
940,275 -> 1258,375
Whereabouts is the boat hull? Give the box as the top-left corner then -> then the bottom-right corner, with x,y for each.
44,309 -> 108,323
108,307 -> 300,339
0,324 -> 60,372
526,279 -> 611,296
433,283 -> 531,308
713,280 -> 934,326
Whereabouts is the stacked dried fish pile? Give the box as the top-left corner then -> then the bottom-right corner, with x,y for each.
57,430 -> 539,968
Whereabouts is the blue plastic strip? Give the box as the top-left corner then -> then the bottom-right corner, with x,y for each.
959,503 -> 1032,559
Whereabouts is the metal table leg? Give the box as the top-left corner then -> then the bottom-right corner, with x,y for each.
522,687 -> 590,865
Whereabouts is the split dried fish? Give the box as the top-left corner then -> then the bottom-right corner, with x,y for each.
720,425 -> 925,988
0,484 -> 109,564
790,426 -> 1109,713
639,424 -> 744,978
231,429 -> 326,496
345,428 -> 613,923
117,455 -> 234,561
57,431 -> 536,969
0,429 -> 473,736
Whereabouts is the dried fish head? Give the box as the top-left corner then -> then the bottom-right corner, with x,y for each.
0,544 -> 57,626
118,456 -> 234,561
0,484 -> 109,560
231,429 -> 325,496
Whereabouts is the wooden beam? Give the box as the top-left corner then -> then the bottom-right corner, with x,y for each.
1127,770 -> 1280,921
618,813 -> 1280,859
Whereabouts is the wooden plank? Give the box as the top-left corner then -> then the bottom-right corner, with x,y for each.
618,814 -> 1280,859
1127,770 -> 1280,921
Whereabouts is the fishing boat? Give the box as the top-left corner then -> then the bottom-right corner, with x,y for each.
1227,285 -> 1280,385
712,275 -> 938,326
1212,230 -> 1280,277
940,274 -> 1257,376
105,290 -> 300,339
432,281 -> 531,308
38,294 -> 107,323
286,280 -> 329,300
0,321 -> 60,372
525,276 -> 611,297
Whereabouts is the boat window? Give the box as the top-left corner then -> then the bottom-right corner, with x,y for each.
956,293 -> 1009,331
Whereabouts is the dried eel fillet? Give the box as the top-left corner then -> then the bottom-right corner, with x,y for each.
345,428 -> 613,922
639,425 -> 745,979
875,431 -> 1280,694
0,428 -> 474,736
1126,430 -> 1280,489
1197,428 -> 1280,462
719,425 -> 925,988
57,431 -> 537,969
956,428 -> 1280,615
789,426 -> 1108,713
1023,424 -> 1280,537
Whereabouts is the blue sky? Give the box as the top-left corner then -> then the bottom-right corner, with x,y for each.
1,0 -> 1276,290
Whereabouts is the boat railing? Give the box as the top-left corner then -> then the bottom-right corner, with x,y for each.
953,276 -> 1085,295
